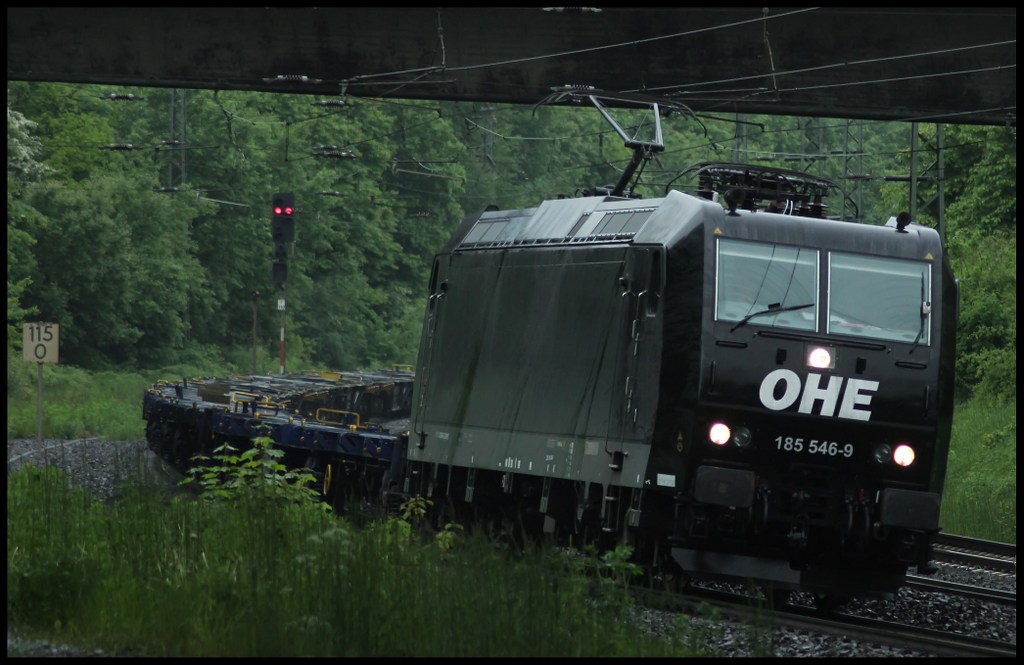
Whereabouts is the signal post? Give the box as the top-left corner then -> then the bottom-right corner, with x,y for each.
271,192 -> 295,374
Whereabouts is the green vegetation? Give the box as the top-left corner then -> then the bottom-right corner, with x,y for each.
8,438 -> 738,657
5,359 -> 256,441
940,398 -> 1016,543
7,362 -> 149,440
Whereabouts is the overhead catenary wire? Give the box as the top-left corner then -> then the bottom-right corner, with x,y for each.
644,39 -> 1016,96
317,8 -> 1013,125
440,7 -> 822,74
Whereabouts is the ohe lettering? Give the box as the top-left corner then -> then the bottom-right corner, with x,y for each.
758,369 -> 878,421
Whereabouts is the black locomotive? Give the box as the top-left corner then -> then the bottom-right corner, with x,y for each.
403,152 -> 957,602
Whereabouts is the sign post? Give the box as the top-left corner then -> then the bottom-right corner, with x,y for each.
23,322 -> 59,445
251,290 -> 259,375
277,298 -> 286,375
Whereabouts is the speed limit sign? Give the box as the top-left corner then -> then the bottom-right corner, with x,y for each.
23,322 -> 59,364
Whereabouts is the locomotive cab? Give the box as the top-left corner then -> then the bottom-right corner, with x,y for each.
664,183 -> 957,599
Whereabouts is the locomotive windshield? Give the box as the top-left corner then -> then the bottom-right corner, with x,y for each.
715,239 -> 932,346
828,252 -> 931,345
715,239 -> 818,332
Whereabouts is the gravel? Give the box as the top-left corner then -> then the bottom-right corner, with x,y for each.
7,437 -> 168,500
6,437 -> 1016,657
630,574 -> 1016,657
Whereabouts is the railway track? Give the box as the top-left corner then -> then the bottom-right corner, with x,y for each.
777,595 -> 1016,657
903,532 -> 1017,608
905,574 -> 1015,606
626,532 -> 1016,657
933,533 -> 1017,575
636,577 -> 1016,657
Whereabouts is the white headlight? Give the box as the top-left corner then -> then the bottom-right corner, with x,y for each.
709,422 -> 731,445
806,345 -> 835,369
893,444 -> 916,467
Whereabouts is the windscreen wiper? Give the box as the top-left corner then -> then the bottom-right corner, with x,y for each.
730,302 -> 814,333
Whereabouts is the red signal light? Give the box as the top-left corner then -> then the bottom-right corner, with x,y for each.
271,192 -> 296,244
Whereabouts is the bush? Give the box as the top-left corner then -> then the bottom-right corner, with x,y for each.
7,347 -> 35,398
947,228 -> 1016,402
180,433 -> 327,510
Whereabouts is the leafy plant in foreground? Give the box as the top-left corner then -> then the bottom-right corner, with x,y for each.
180,432 -> 327,511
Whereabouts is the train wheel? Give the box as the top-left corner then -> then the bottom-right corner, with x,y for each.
171,426 -> 192,471
571,483 -> 603,549
144,419 -> 161,447
322,460 -> 334,497
763,584 -> 790,609
322,460 -> 346,514
157,422 -> 176,463
813,592 -> 847,613
652,551 -> 689,594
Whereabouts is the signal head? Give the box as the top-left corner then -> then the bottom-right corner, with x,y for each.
271,192 -> 296,243
272,192 -> 295,217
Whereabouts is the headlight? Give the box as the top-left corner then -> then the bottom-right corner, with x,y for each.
709,422 -> 752,448
872,444 -> 892,464
806,344 -> 836,370
709,422 -> 731,445
732,426 -> 753,448
893,444 -> 916,467
872,443 -> 916,467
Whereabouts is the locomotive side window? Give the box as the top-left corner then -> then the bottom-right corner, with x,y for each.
715,239 -> 818,331
828,253 -> 931,344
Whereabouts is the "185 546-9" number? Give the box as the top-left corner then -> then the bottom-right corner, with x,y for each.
774,436 -> 854,458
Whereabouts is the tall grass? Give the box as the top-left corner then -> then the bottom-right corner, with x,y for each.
940,397 -> 1016,543
7,456 -> 721,657
6,363 -> 153,440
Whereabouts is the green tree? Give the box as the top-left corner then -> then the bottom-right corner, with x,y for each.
20,173 -> 210,367
941,125 -> 1016,400
7,101 -> 48,351
877,123 -> 1016,400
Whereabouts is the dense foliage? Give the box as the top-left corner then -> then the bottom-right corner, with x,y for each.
6,82 -> 1016,400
